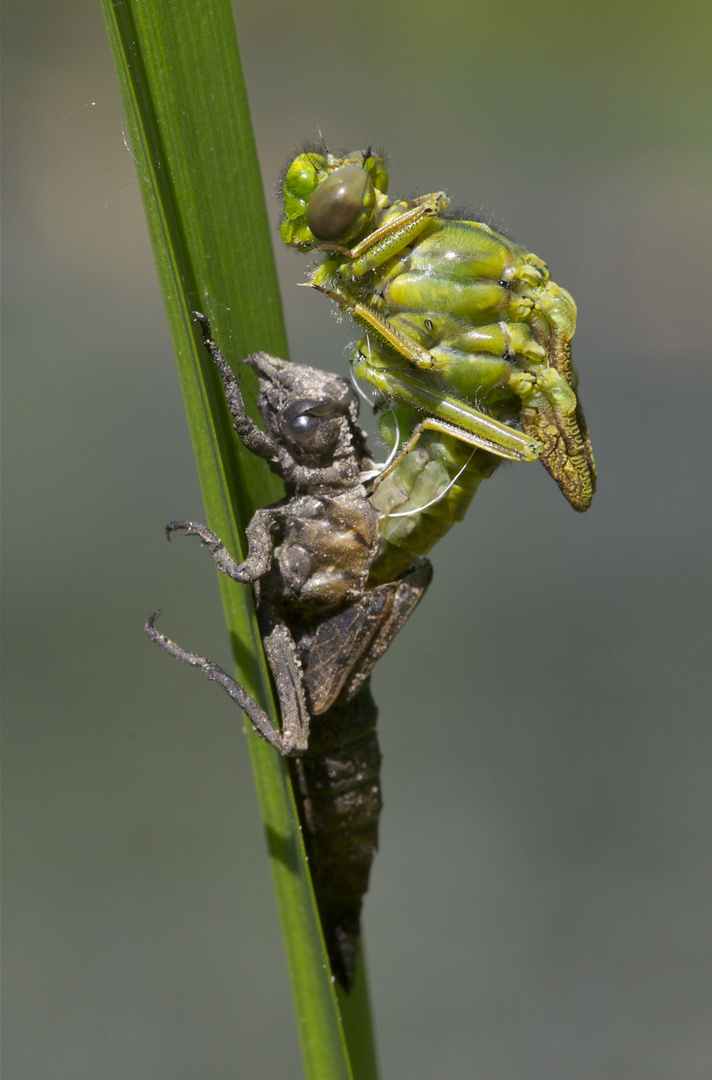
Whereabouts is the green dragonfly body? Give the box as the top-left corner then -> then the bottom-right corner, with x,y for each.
366,407 -> 502,582
281,147 -> 595,578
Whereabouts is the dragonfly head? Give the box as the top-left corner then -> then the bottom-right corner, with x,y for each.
280,146 -> 389,251
246,352 -> 369,473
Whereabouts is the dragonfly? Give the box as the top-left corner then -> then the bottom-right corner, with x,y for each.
147,313 -> 432,989
281,145 -> 596,578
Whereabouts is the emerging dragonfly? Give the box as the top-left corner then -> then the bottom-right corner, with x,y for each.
281,145 -> 596,578
147,314 -> 431,989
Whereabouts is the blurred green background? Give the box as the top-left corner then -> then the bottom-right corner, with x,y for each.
3,1 -> 711,1077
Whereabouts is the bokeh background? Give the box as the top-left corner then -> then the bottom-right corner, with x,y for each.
3,1 -> 711,1077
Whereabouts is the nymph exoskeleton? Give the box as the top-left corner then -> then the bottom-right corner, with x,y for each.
147,313 -> 431,988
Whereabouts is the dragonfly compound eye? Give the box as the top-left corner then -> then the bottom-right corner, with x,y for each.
306,166 -> 375,243
278,389 -> 354,460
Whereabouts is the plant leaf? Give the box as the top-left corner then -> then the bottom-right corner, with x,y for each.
100,1 -> 379,1075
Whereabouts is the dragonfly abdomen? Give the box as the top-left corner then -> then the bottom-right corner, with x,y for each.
369,431 -> 498,582
289,683 -> 381,989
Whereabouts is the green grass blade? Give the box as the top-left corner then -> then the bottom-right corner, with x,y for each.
99,1 -> 378,1075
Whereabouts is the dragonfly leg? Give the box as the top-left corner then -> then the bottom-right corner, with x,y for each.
371,406 -> 537,499
191,312 -> 278,464
314,284 -> 436,371
146,611 -> 309,755
166,512 -> 275,584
